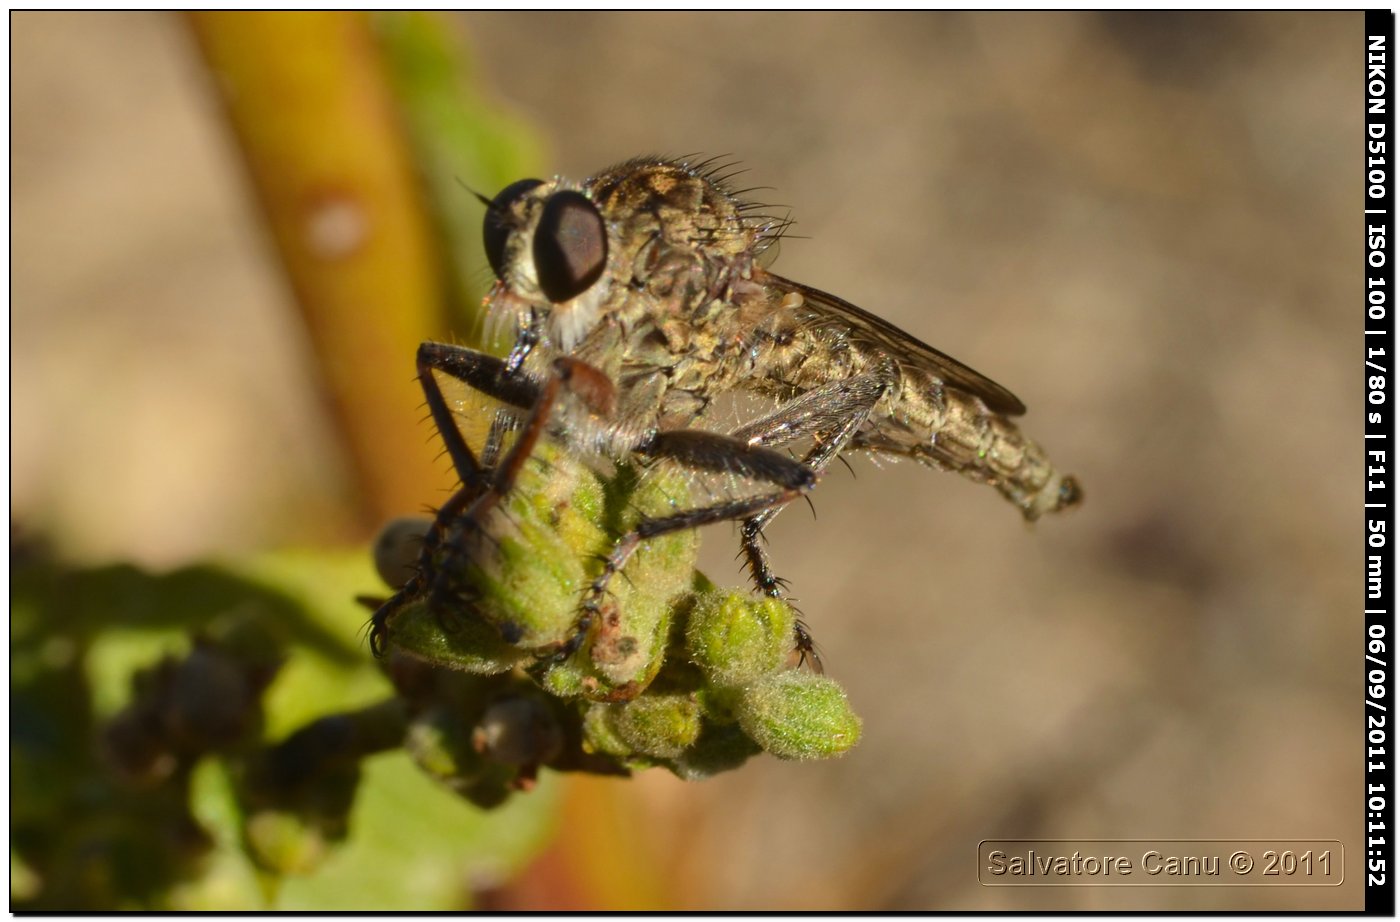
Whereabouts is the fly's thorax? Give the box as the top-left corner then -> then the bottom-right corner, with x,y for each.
579,245 -> 773,433
743,296 -> 887,399
587,158 -> 760,261
487,158 -> 770,355
586,159 -> 790,394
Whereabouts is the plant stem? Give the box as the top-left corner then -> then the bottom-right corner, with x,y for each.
188,11 -> 453,530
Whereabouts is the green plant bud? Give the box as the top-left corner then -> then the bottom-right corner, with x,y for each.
620,467 -> 702,604
666,719 -> 762,781
517,449 -> 607,553
371,516 -> 432,589
473,694 -> 563,766
242,810 -> 329,877
538,660 -> 588,699
378,445 -> 613,663
694,683 -> 745,723
607,530 -> 697,616
528,470 -> 701,695
399,708 -> 525,806
383,598 -> 526,675
464,503 -> 593,648
404,706 -> 488,786
165,646 -> 261,753
460,762 -> 519,810
236,753 -> 360,875
585,598 -> 671,692
536,602 -> 671,702
607,693 -> 702,760
576,466 -> 701,690
685,590 -> 795,687
100,708 -> 177,785
735,672 -> 862,760
580,702 -> 634,759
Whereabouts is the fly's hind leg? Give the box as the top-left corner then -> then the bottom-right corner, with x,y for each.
555,429 -> 818,661
727,364 -> 895,667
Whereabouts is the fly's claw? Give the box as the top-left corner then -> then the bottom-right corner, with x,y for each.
368,609 -> 392,659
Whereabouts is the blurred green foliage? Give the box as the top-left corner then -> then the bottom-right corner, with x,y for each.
11,545 -> 560,910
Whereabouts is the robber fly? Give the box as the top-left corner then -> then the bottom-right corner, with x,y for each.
369,156 -> 1081,662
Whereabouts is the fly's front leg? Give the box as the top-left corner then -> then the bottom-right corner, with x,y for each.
728,364 -> 895,667
412,342 -> 537,599
370,344 -> 518,653
374,343 -> 610,652
370,344 -> 524,653
367,481 -> 485,655
417,341 -> 612,591
504,306 -> 543,375
418,342 -> 539,420
416,341 -> 616,490
555,430 -> 818,661
415,343 -> 510,492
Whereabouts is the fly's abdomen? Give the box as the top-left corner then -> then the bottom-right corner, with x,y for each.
745,290 -> 1080,522
932,395 -> 1081,521
858,383 -> 1082,522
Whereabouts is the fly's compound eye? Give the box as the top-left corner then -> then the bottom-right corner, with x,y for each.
533,190 -> 607,303
483,178 -> 545,279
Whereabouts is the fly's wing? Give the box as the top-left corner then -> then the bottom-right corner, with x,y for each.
755,272 -> 1082,522
758,271 -> 1027,417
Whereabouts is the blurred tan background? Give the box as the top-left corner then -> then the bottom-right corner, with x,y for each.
12,11 -> 1361,909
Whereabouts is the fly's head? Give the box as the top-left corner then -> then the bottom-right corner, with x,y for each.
480,157 -> 786,353
480,176 -> 609,353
